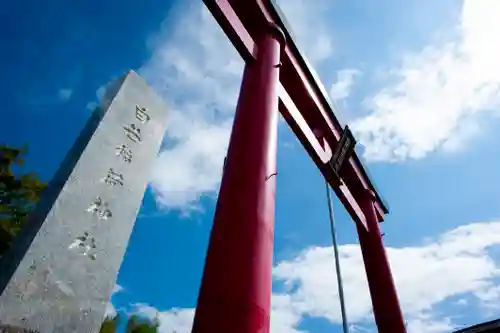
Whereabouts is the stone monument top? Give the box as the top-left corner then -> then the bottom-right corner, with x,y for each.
0,70 -> 169,333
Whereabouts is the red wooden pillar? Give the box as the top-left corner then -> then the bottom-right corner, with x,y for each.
356,189 -> 407,332
192,23 -> 285,333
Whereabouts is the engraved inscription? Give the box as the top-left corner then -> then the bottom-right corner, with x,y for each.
135,105 -> 151,124
116,144 -> 132,163
101,168 -> 124,186
68,232 -> 97,260
86,197 -> 112,220
124,124 -> 141,143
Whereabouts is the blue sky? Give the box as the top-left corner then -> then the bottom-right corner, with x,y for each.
3,0 -> 500,332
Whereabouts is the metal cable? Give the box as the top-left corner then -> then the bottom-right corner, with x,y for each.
326,181 -> 350,333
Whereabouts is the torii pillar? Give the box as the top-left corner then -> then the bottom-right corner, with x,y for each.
192,23 -> 285,333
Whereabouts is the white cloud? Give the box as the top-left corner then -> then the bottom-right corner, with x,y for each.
112,283 -> 123,294
58,88 -> 72,101
273,220 -> 500,332
131,303 -> 195,333
150,117 -> 233,209
124,221 -> 500,332
474,284 -> 500,316
104,283 -> 124,318
139,0 -> 500,208
352,0 -> 500,162
86,84 -> 108,111
140,2 -> 242,210
274,244 -> 371,324
405,314 -> 455,333
128,295 -> 304,333
270,294 -> 305,333
329,69 -> 361,100
276,0 -> 334,63
140,0 -> 337,210
105,302 -> 117,319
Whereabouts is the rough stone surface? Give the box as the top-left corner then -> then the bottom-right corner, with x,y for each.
0,71 -> 168,333
0,325 -> 39,333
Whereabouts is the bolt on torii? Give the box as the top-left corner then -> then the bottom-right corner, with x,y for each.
191,1 -> 407,333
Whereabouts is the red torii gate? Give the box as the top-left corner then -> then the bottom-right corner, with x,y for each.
191,1 -> 407,332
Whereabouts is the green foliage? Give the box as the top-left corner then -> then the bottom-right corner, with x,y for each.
0,145 -> 47,255
99,314 -> 159,333
99,315 -> 121,333
126,315 -> 159,333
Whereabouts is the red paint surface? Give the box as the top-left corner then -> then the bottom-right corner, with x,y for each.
191,24 -> 285,333
357,190 -> 407,333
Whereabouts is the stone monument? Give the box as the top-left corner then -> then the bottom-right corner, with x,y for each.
0,71 -> 168,333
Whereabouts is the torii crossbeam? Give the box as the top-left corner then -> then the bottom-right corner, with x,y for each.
191,1 -> 407,332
